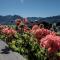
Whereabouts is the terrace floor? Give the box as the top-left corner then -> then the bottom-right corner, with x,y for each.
0,41 -> 26,60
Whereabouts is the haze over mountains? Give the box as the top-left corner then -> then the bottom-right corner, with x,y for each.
0,15 -> 60,24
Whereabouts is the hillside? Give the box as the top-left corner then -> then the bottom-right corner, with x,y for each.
0,15 -> 60,24
38,15 -> 60,24
0,15 -> 23,24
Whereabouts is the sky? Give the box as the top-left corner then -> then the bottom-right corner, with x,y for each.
0,0 -> 60,17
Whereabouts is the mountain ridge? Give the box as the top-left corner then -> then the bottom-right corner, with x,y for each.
0,15 -> 60,24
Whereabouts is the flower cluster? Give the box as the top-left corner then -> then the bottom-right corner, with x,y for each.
0,25 -> 8,34
15,18 -> 28,26
32,25 -> 39,30
40,35 -> 60,53
2,27 -> 16,36
31,25 -> 56,43
15,19 -> 30,33
23,18 -> 28,24
23,25 -> 30,32
15,19 -> 21,26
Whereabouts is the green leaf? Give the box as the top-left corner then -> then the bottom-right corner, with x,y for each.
56,52 -> 60,56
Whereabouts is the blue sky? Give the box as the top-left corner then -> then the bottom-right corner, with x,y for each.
0,0 -> 60,17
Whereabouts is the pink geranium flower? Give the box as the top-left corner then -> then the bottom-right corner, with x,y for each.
15,19 -> 21,26
23,18 -> 28,24
31,25 -> 56,44
32,25 -> 39,30
40,35 -> 60,53
2,27 -> 16,36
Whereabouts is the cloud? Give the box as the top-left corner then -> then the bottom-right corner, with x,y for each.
20,0 -> 24,3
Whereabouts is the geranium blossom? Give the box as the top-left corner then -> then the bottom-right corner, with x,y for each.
15,19 -> 21,26
40,35 -> 60,53
23,18 -> 28,24
32,25 -> 39,30
2,27 -> 16,36
31,27 -> 56,39
31,25 -> 56,44
23,25 -> 30,32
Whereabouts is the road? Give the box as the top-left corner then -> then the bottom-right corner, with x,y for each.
0,41 -> 26,60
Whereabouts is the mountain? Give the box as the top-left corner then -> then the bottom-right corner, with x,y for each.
0,15 -> 60,25
0,15 -> 23,24
27,16 -> 60,24
38,15 -> 60,24
27,17 -> 42,22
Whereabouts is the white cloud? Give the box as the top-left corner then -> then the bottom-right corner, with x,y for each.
20,0 -> 24,3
